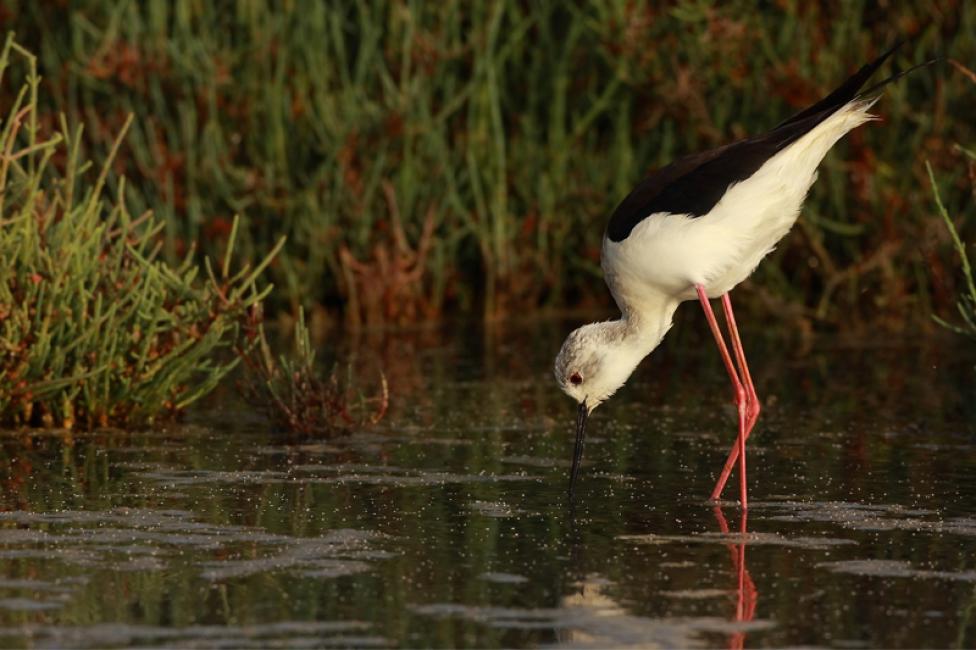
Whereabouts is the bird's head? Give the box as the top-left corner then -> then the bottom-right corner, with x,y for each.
554,321 -> 647,498
554,321 -> 642,411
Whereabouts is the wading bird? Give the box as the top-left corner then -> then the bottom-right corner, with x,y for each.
555,42 -> 930,509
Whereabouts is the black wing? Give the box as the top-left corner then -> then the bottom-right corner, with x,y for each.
605,42 -> 903,243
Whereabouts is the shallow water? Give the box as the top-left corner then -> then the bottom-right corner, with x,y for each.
1,319 -> 975,648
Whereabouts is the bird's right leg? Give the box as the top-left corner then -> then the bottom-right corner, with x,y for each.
708,294 -> 761,499
709,294 -> 762,505
712,293 -> 762,499
695,285 -> 749,508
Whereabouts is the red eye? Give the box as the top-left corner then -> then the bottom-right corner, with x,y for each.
569,372 -> 583,386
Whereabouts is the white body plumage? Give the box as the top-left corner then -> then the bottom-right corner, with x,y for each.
555,40 -> 928,503
604,98 -> 878,310
556,98 -> 879,409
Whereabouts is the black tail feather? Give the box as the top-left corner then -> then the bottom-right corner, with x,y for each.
776,39 -> 905,128
859,57 -> 941,97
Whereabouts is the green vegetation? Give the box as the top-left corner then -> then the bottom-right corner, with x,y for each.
0,36 -> 282,429
238,307 -> 388,436
3,3 -> 976,427
6,2 -> 973,327
929,150 -> 976,339
929,59 -> 976,340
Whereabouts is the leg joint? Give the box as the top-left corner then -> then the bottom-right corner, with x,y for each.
733,384 -> 747,406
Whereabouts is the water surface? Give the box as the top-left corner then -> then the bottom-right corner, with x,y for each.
1,320 -> 974,648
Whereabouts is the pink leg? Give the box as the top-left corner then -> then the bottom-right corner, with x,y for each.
696,286 -> 749,508
710,294 -> 762,507
722,294 -> 761,432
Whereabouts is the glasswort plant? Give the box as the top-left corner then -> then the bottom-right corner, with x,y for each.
0,36 -> 283,430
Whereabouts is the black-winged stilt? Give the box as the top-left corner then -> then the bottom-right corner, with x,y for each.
555,42 -> 931,508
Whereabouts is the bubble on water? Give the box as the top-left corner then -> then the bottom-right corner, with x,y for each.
660,589 -> 731,599
0,621 -> 385,649
819,559 -> 976,582
468,501 -> 528,518
410,599 -> 775,647
0,598 -> 63,611
501,455 -> 573,468
617,531 -> 856,550
755,501 -> 976,537
0,508 -> 391,586
479,572 -> 529,584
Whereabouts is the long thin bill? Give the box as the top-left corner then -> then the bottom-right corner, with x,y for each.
568,400 -> 588,499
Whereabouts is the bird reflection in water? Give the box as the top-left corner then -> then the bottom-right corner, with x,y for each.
714,506 -> 758,649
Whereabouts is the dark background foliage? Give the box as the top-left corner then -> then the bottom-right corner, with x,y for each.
2,0 -> 973,330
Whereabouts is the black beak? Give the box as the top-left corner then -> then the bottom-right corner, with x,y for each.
568,400 -> 589,500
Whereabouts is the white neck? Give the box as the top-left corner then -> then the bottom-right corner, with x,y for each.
616,291 -> 681,356
568,294 -> 680,406
555,291 -> 681,406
